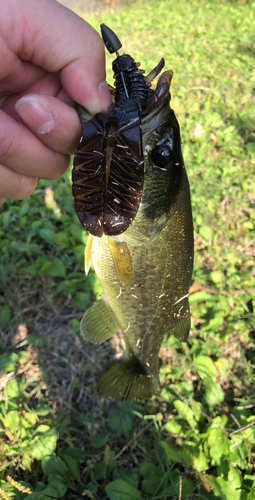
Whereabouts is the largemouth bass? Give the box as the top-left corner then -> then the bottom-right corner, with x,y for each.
73,26 -> 194,400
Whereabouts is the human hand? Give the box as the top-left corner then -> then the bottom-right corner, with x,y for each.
0,0 -> 111,203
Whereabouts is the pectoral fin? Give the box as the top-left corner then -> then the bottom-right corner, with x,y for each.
80,297 -> 120,344
171,308 -> 190,342
108,238 -> 133,287
84,233 -> 93,275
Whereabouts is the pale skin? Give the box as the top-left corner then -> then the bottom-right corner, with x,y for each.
0,0 -> 112,204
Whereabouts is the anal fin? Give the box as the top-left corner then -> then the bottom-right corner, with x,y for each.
80,297 -> 119,344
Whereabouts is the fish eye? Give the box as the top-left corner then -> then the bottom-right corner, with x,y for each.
151,145 -> 173,168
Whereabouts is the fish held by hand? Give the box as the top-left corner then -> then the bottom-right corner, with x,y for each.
73,25 -> 194,400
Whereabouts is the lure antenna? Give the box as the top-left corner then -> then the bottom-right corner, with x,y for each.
100,24 -> 122,55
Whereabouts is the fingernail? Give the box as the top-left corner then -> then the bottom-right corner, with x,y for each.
15,96 -> 54,134
97,80 -> 112,112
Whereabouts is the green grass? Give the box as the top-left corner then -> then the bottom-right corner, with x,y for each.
0,0 -> 255,499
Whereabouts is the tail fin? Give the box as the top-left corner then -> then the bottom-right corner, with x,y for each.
97,357 -> 161,401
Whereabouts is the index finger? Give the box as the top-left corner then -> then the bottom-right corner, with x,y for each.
5,0 -> 111,115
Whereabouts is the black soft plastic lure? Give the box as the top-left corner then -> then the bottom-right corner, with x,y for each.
72,24 -> 167,237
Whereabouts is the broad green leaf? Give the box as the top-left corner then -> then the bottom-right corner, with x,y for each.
140,462 -> 164,495
207,427 -> 229,466
0,338 -> 5,350
0,306 -> 11,327
181,441 -> 201,468
241,426 -> 255,445
55,231 -> 70,248
39,257 -> 66,278
248,488 -> 255,500
108,410 -> 133,440
58,449 -> 81,481
207,467 -> 241,500
71,291 -> 90,309
93,452 -> 115,481
34,404 -> 52,416
56,279 -> 78,293
4,411 -> 20,434
0,352 -> 18,372
210,270 -> 225,285
27,334 -> 48,347
21,411 -> 37,426
164,418 -> 183,435
36,424 -> 51,434
39,228 -> 55,245
24,485 -> 59,500
204,314 -> 224,332
203,378 -> 224,407
22,453 -> 32,471
214,357 -> 233,378
3,378 -> 22,400
193,355 -> 216,380
192,446 -> 209,472
1,210 -> 11,227
58,447 -> 87,481
113,468 -> 139,488
47,475 -> 68,497
242,221 -> 253,230
174,400 -> 197,429
42,455 -> 68,477
160,441 -> 182,463
199,225 -> 213,241
17,350 -> 29,365
30,426 -> 58,460
23,494 -> 49,500
207,475 -> 228,500
105,480 -> 141,500
160,387 -> 176,404
171,476 -> 194,497
228,466 -> 241,492
82,482 -> 98,497
189,291 -> 217,304
91,432 -> 109,448
229,434 -> 249,469
168,381 -> 194,399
